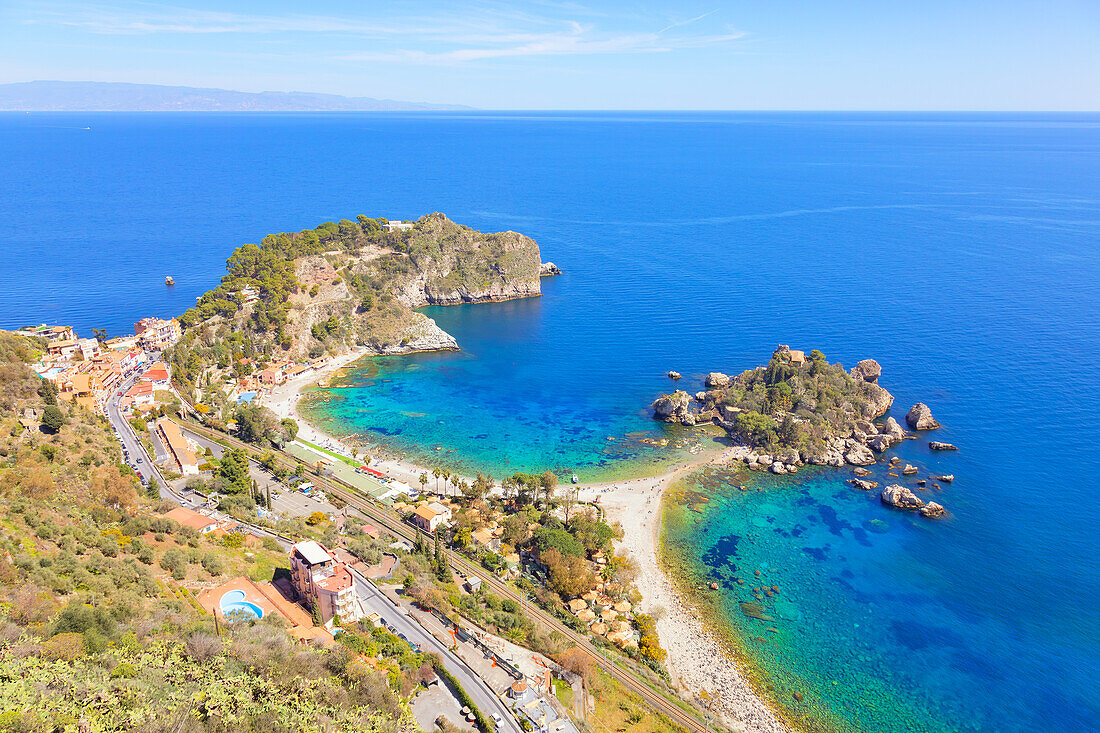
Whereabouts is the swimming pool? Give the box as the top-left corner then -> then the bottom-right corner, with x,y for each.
220,589 -> 263,620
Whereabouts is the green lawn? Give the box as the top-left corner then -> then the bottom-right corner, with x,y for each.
295,438 -> 359,466
554,678 -> 574,710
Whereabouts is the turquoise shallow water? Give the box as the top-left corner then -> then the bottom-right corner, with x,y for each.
2,112 -> 1098,731
300,299 -> 726,481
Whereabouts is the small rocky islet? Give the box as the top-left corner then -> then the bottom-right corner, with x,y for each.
656,345 -> 956,518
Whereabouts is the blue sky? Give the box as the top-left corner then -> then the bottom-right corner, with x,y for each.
1,0 -> 1097,109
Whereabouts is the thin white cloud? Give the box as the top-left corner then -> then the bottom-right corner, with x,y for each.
658,9 -> 719,35
20,0 -> 748,65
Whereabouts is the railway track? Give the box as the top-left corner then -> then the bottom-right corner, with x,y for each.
174,419 -> 712,732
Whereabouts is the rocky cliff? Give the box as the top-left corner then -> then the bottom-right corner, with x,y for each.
167,212 -> 551,392
282,213 -> 544,357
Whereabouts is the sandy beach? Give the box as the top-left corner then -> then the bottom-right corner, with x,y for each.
580,456 -> 791,733
267,352 -> 789,732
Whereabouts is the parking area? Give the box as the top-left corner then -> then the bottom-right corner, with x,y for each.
410,681 -> 476,732
269,486 -> 338,518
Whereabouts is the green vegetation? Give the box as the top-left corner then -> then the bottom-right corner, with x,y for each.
165,212 -> 541,406
0,331 -> 420,732
706,345 -> 892,457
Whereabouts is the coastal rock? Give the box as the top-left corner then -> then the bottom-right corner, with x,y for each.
881,484 -> 925,510
845,444 -> 876,466
770,462 -> 788,475
667,370 -> 682,381
920,502 -> 946,518
539,261 -> 563,276
853,467 -> 873,477
868,434 -> 892,453
929,441 -> 958,451
652,391 -> 692,423
936,474 -> 955,483
850,359 -> 882,384
705,372 -> 730,389
881,417 -> 907,442
848,478 -> 879,491
906,403 -> 941,430
681,412 -> 697,426
861,382 -> 895,420
378,312 -> 459,354
902,464 -> 919,475
695,391 -> 707,402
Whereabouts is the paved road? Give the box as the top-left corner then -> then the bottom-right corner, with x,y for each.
352,570 -> 521,733
102,377 -> 290,549
102,354 -> 180,502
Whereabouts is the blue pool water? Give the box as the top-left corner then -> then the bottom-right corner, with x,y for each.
1,111 -> 1097,731
220,590 -> 263,620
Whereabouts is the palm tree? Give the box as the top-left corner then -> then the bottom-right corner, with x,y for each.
419,473 -> 428,493
433,468 -> 441,493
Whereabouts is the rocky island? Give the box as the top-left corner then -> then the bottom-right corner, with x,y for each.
167,213 -> 555,398
654,346 -> 952,517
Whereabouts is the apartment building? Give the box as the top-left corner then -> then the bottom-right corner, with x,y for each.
289,541 -> 367,626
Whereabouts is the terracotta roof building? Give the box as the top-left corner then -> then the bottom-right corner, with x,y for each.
289,541 -> 366,626
162,506 -> 217,534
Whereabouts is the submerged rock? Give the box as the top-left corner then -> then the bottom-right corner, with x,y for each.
906,403 -> 941,430
848,478 -> 879,491
920,502 -> 946,518
881,484 -> 925,510
929,441 -> 958,451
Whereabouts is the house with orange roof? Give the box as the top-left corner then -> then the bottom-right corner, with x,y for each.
157,419 -> 201,475
257,368 -> 286,386
412,503 -> 450,533
162,506 -> 218,534
140,362 -> 170,388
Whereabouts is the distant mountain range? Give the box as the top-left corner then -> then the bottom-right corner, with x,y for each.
0,81 -> 472,111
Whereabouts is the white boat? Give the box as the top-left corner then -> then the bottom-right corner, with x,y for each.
571,474 -> 579,484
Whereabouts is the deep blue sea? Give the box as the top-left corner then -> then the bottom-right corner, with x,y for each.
2,111 -> 1098,731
